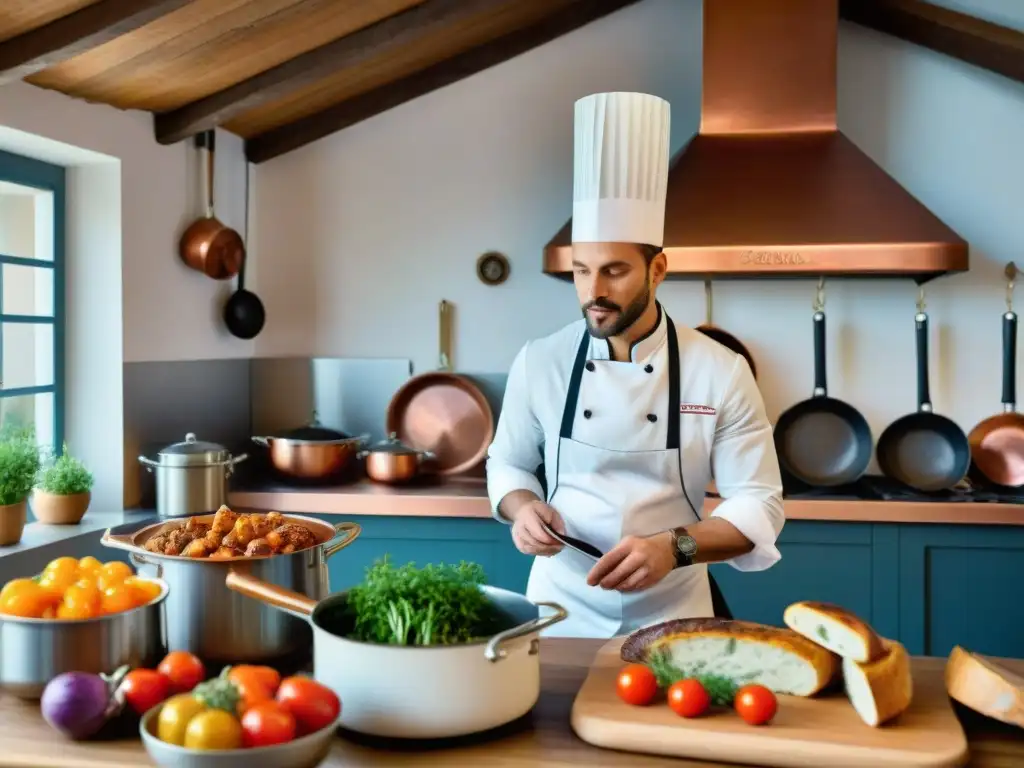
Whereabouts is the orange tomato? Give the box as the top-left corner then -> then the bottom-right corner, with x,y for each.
44,557 -> 80,577
39,558 -> 81,599
100,583 -> 139,615
0,578 -> 36,602
62,582 -> 101,617
227,665 -> 281,694
56,601 -> 95,620
124,576 -> 161,604
228,667 -> 277,713
158,651 -> 206,693
77,556 -> 102,575
96,561 -> 133,591
0,580 -> 51,618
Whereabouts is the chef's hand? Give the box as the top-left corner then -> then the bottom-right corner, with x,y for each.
509,499 -> 566,557
587,532 -> 674,592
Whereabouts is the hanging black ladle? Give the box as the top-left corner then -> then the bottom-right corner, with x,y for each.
223,160 -> 265,339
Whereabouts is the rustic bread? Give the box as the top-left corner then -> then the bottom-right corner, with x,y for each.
843,638 -> 913,727
620,617 -> 840,697
945,645 -> 1024,729
783,600 -> 885,663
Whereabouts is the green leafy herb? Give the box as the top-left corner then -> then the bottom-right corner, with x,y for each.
343,557 -> 510,646
0,427 -> 40,506
193,668 -> 241,713
36,444 -> 93,496
645,647 -> 741,706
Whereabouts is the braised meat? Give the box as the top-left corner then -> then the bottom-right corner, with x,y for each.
138,506 -> 319,559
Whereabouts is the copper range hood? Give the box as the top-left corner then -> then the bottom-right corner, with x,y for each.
543,0 -> 968,281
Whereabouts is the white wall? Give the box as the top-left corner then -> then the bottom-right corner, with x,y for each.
254,0 -> 1024,462
0,81 -> 251,508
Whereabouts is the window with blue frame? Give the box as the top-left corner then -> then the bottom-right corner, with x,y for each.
0,149 -> 64,457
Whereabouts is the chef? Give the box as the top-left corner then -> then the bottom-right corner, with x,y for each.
486,91 -> 785,638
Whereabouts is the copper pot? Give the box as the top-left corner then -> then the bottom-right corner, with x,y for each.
179,130 -> 244,280
253,415 -> 367,480
359,433 -> 435,484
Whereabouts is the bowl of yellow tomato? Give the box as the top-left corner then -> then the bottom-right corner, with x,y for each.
140,667 -> 340,768
0,555 -> 168,698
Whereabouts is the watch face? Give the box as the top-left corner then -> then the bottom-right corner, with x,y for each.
676,535 -> 698,557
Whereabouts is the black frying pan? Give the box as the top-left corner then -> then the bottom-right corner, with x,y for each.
876,307 -> 970,492
774,308 -> 873,486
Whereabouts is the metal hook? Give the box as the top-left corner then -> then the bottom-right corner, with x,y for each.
1005,262 -> 1017,312
812,277 -> 825,312
916,285 -> 926,314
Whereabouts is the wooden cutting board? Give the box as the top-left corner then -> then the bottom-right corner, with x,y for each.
571,637 -> 969,768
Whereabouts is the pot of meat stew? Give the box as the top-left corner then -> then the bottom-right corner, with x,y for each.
225,571 -> 567,739
101,509 -> 360,667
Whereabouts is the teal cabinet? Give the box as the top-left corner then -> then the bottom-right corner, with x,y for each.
317,513 -> 1024,658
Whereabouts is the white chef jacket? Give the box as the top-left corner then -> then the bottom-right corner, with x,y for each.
486,312 -> 785,571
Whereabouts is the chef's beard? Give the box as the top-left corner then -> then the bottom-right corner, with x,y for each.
582,282 -> 651,339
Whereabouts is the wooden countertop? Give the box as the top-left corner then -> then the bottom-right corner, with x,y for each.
229,478 -> 1024,526
0,640 -> 1022,767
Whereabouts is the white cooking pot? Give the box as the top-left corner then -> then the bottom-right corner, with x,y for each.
224,571 -> 567,738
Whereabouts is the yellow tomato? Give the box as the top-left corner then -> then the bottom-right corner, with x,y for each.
183,709 -> 243,750
100,583 -> 139,615
61,582 -> 100,618
77,556 -> 102,575
0,578 -> 35,602
44,557 -> 80,577
96,561 -> 133,591
156,694 -> 208,746
38,570 -> 77,600
124,576 -> 162,604
0,581 -> 51,618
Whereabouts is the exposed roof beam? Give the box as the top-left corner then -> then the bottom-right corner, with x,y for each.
153,0 -> 509,146
245,0 -> 641,164
840,0 -> 1024,85
0,0 -> 191,86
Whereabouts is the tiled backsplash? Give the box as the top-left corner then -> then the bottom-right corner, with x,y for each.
122,357 -> 510,506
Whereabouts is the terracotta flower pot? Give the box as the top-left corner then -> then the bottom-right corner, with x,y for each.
31,490 -> 90,525
0,499 -> 27,545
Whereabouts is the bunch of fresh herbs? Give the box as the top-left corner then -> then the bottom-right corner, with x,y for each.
36,443 -> 93,496
344,557 -> 509,646
0,427 -> 41,506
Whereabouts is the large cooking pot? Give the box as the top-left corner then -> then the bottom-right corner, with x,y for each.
225,571 -> 567,739
0,579 -> 169,699
102,515 -> 360,666
252,413 -> 367,480
139,433 -> 248,517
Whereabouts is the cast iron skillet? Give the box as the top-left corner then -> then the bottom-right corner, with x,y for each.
876,305 -> 970,492
774,306 -> 872,487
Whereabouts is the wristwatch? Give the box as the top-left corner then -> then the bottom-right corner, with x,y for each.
670,526 -> 698,568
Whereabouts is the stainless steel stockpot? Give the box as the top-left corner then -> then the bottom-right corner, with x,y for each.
102,515 -> 360,666
139,433 -> 248,517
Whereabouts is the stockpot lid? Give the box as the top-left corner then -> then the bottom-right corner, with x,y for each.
156,433 -> 232,467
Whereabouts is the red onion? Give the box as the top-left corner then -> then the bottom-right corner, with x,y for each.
40,666 -> 128,740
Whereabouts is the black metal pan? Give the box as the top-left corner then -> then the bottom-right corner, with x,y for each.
877,302 -> 970,492
774,304 -> 873,487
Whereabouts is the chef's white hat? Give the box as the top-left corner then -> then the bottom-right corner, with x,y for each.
572,92 -> 671,247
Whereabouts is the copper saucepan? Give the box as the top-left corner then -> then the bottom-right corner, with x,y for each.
253,412 -> 368,480
359,433 -> 435,484
695,280 -> 758,379
179,130 -> 244,280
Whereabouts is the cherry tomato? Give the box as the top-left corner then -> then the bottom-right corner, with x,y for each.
275,676 -> 340,734
241,700 -> 297,747
667,679 -> 711,718
734,684 -> 777,725
229,672 -> 274,714
227,665 -> 281,695
121,668 -> 171,715
158,651 -> 206,693
615,664 -> 658,706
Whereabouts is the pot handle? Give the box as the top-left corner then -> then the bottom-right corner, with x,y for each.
138,455 -> 158,472
128,552 -> 163,580
225,570 -> 317,621
101,528 -> 139,552
251,436 -> 270,447
323,522 -> 361,559
483,601 -> 568,663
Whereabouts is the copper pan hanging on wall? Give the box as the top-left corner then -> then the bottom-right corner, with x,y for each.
179,130 -> 244,280
386,300 -> 494,476
694,280 -> 757,379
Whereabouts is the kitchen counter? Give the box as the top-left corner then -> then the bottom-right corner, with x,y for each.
229,478 -> 1024,526
1,640 -> 1021,767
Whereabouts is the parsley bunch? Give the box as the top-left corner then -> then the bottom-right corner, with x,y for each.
0,427 -> 40,506
344,558 -> 508,646
37,444 -> 93,495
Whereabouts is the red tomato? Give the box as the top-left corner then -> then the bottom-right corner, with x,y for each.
157,651 -> 206,694
240,701 -> 297,747
615,664 -> 658,706
121,668 -> 171,715
667,679 -> 711,718
734,684 -> 777,725
275,676 -> 340,734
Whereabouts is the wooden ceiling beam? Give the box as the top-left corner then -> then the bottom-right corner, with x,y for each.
840,0 -> 1024,85
153,0 -> 511,146
0,0 -> 192,86
244,0 -> 641,164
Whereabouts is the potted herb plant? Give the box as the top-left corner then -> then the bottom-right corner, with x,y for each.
32,443 -> 93,525
0,427 -> 41,544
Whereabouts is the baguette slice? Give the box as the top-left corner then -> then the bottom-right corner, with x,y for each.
945,645 -> 1024,729
783,600 -> 885,663
621,617 -> 839,697
843,638 -> 913,727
